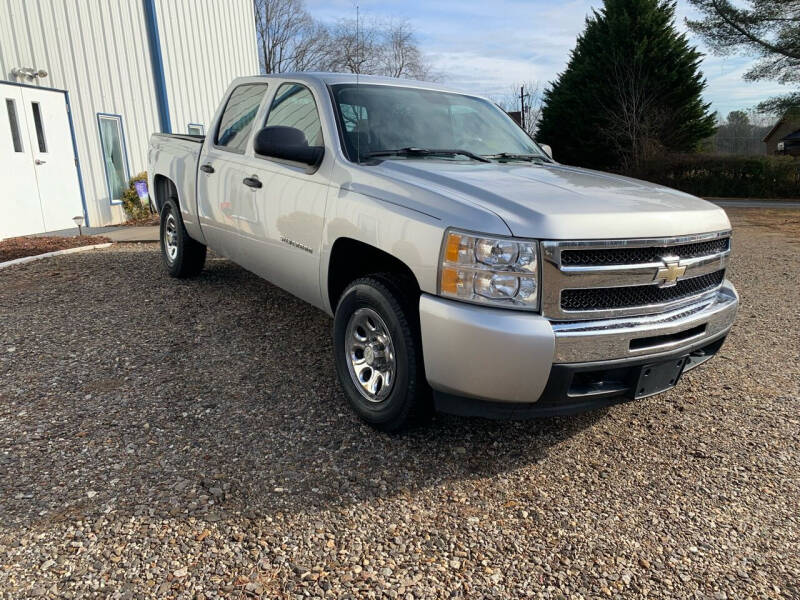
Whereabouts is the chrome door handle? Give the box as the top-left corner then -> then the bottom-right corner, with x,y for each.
35,159 -> 46,165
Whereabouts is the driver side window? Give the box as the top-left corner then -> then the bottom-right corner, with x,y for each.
264,83 -> 323,146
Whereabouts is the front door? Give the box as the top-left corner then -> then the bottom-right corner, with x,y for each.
236,82 -> 331,308
0,82 -> 83,239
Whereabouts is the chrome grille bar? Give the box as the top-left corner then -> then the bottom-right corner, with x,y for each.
541,231 -> 731,320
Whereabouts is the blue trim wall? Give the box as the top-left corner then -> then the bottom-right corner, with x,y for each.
96,113 -> 131,206
143,0 -> 171,133
65,92 -> 90,226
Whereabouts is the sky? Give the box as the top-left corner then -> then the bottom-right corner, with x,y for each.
304,0 -> 787,118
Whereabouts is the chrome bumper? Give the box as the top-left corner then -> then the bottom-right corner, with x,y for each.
552,281 -> 738,363
419,281 -> 737,405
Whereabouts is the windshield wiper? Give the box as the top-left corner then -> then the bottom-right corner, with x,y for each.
484,152 -> 548,163
366,147 -> 491,163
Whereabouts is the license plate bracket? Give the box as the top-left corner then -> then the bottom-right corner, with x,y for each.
633,357 -> 687,399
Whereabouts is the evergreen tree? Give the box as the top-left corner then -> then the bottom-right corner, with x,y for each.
687,0 -> 800,115
537,0 -> 716,171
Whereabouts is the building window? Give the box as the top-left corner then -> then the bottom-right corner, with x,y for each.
187,123 -> 204,136
5,98 -> 23,152
31,102 -> 47,153
214,83 -> 268,153
97,114 -> 129,204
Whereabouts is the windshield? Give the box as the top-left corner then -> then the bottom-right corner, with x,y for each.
330,83 -> 547,162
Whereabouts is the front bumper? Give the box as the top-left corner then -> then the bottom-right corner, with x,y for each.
418,281 -> 738,414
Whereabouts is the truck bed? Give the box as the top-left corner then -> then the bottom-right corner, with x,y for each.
148,132 -> 205,242
151,132 -> 205,144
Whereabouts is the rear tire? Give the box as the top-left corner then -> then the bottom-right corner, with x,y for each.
333,274 -> 431,432
160,198 -> 206,278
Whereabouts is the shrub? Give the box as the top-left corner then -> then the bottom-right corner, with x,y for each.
633,154 -> 800,198
121,172 -> 151,221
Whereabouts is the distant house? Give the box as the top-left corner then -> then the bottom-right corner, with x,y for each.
763,110 -> 800,156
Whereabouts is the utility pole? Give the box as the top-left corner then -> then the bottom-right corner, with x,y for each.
519,85 -> 530,132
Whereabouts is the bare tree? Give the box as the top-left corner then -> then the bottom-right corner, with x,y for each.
254,1 -> 436,80
379,20 -> 432,80
321,18 -> 382,74
323,17 -> 435,80
710,110 -> 773,154
254,0 -> 329,74
597,59 -> 665,172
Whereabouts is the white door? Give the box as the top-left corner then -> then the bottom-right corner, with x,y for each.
0,86 -> 45,239
19,86 -> 83,232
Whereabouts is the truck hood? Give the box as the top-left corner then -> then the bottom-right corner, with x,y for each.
367,160 -> 731,239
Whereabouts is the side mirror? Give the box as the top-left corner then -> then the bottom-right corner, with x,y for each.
254,126 -> 323,167
539,143 -> 553,159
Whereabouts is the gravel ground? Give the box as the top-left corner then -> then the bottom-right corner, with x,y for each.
1,208 -> 798,599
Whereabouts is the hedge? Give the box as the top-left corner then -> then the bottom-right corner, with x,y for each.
121,172 -> 150,221
632,154 -> 800,199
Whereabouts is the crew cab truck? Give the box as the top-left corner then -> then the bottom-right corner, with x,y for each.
148,73 -> 738,431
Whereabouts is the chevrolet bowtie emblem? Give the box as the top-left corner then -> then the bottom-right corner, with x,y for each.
655,256 -> 686,287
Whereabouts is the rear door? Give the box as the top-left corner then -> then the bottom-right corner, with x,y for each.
196,82 -> 269,260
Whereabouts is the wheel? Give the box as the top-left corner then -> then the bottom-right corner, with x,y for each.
160,198 -> 206,278
333,275 -> 431,431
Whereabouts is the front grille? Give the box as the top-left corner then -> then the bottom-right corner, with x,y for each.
561,270 -> 725,311
561,238 -> 729,266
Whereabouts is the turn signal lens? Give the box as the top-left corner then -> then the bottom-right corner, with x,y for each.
440,267 -> 460,294
438,230 -> 539,310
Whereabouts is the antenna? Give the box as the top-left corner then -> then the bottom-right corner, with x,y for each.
356,4 -> 361,164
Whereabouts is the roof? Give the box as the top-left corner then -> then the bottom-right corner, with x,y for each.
763,109 -> 800,142
781,128 -> 800,142
254,72 -> 469,95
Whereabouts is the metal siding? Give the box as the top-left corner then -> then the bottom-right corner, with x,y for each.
0,0 -> 258,227
155,0 -> 258,135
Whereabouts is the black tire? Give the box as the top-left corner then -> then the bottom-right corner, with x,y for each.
160,198 -> 206,278
333,274 -> 431,432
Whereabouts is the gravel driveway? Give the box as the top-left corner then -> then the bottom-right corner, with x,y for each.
1,209 -> 798,599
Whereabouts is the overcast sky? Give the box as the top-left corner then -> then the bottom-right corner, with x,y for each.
305,0 -> 786,117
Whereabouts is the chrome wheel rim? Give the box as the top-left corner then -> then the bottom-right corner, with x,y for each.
345,308 -> 396,402
164,213 -> 178,263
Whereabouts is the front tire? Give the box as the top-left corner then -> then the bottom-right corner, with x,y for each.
333,275 -> 430,431
160,198 -> 206,278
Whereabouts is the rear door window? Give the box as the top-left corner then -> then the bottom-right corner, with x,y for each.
215,83 -> 268,153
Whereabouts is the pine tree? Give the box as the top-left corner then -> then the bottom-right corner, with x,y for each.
536,0 -> 716,171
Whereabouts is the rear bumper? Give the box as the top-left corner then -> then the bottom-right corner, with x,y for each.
418,280 -> 738,412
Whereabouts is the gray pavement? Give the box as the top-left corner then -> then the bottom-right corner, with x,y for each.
706,199 -> 800,208
34,225 -> 159,242
104,226 -> 159,242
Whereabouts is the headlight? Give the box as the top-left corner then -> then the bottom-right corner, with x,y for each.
438,229 -> 539,310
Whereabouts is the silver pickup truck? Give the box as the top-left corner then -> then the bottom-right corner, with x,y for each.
148,73 -> 738,431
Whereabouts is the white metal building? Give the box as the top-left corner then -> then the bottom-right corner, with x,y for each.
0,0 -> 259,239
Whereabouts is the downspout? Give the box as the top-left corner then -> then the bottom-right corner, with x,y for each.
143,0 -> 171,133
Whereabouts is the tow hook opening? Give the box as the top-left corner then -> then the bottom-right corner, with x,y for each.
630,324 -> 706,351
